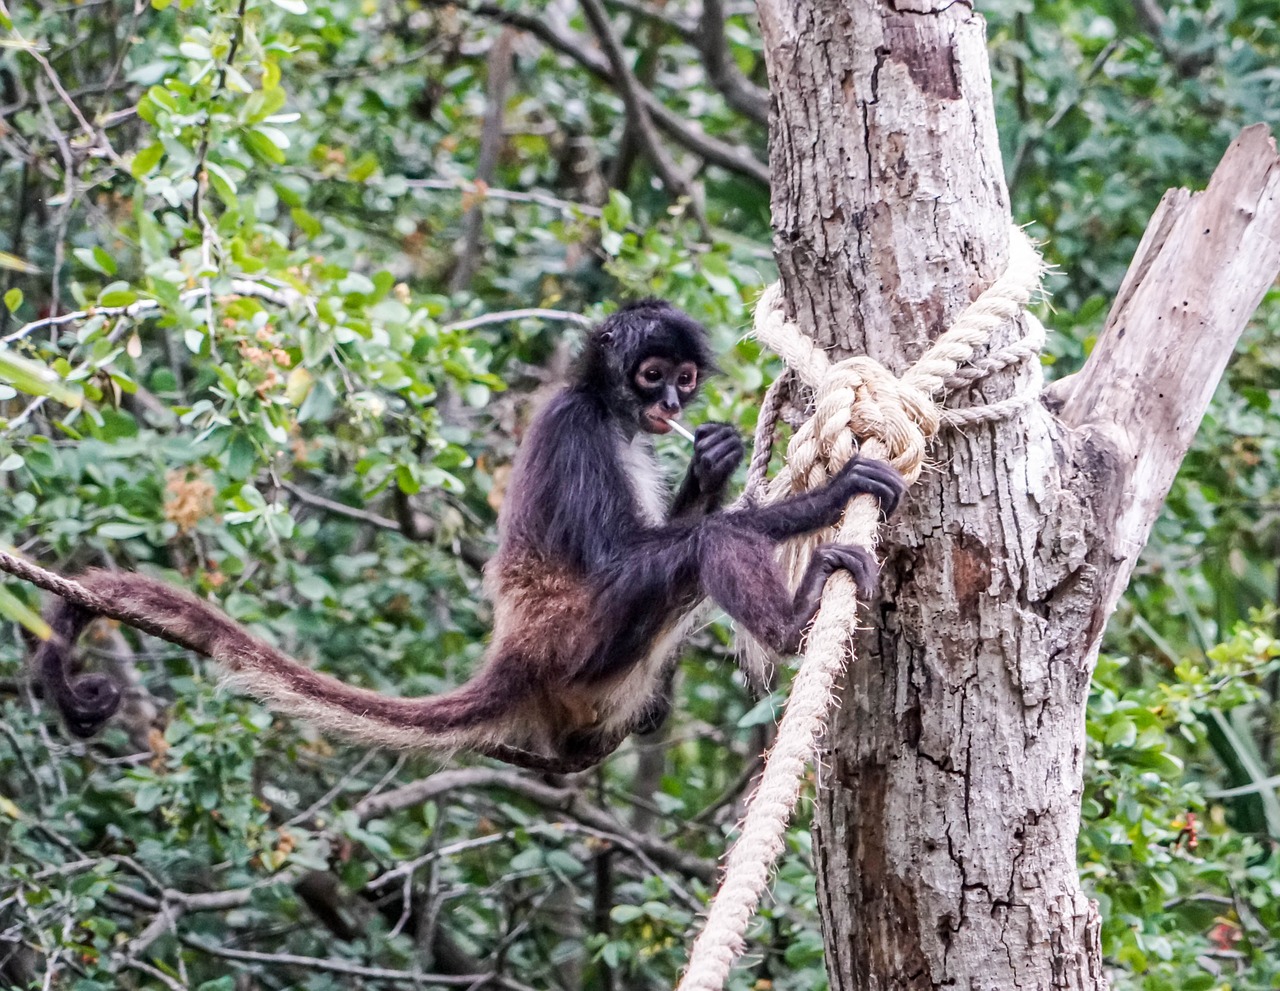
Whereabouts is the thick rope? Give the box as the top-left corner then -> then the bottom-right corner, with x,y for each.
740,371 -> 791,506
676,227 -> 1045,991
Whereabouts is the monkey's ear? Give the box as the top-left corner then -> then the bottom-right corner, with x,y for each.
598,330 -> 614,346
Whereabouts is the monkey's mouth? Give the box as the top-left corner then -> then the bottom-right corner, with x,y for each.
643,409 -> 679,434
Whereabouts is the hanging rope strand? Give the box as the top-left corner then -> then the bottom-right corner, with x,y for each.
677,226 -> 1045,991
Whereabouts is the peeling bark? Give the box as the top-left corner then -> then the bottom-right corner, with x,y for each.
756,0 -> 1280,987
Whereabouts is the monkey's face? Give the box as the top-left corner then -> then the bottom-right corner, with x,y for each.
632,355 -> 699,434
580,300 -> 715,433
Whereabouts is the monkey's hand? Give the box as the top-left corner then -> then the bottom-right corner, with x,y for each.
690,422 -> 744,497
670,423 -> 745,518
831,454 -> 908,518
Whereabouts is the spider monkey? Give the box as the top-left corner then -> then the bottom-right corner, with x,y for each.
33,300 -> 905,772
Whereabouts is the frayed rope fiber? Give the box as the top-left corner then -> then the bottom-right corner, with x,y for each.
676,226 -> 1046,991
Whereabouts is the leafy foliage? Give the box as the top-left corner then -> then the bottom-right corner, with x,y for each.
0,0 -> 1277,988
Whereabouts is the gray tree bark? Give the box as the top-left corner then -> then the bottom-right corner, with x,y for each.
755,0 -> 1280,988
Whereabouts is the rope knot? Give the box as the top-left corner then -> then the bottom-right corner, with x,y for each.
828,356 -> 936,480
784,356 -> 934,492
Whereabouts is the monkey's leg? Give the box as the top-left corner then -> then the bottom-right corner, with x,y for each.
629,661 -> 678,735
699,529 -> 879,659
33,600 -> 123,738
728,455 -> 906,540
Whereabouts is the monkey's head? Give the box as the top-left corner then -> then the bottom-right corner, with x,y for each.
579,299 -> 716,435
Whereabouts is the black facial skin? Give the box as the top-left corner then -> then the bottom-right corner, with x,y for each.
633,354 -> 699,434
35,299 -> 908,775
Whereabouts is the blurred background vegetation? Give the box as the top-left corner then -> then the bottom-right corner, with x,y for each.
0,0 -> 1278,988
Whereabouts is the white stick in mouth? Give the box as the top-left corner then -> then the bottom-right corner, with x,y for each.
667,420 -> 695,443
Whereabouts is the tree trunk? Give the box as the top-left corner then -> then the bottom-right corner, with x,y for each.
756,0 -> 1280,988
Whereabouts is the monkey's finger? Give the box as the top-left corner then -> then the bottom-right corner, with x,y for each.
694,422 -> 739,445
838,456 -> 907,505
838,469 -> 905,517
856,460 -> 909,510
823,544 -> 881,597
702,435 -> 745,464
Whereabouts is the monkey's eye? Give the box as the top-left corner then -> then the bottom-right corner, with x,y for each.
677,371 -> 696,389
643,368 -> 663,384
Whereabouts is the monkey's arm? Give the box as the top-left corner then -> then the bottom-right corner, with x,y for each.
669,423 -> 744,518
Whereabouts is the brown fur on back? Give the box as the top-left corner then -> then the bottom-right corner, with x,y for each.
480,549 -> 603,746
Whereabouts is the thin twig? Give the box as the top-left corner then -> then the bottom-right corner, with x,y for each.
442,307 -> 595,332
2,279 -> 300,343
180,936 -> 491,984
353,766 -> 716,883
0,0 -> 122,165
284,749 -> 379,827
115,957 -> 186,991
280,480 -> 490,572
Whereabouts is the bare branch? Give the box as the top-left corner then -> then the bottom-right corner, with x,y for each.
409,178 -> 604,215
353,766 -> 717,882
0,2 -> 123,166
449,27 -> 517,292
115,957 -> 186,991
605,0 -> 699,41
281,481 -> 404,532
2,279 -> 301,344
280,481 -> 491,572
181,937 -> 492,985
579,0 -> 695,201
420,0 -> 769,186
442,307 -> 595,332
697,0 -> 769,125
1059,124 -> 1280,628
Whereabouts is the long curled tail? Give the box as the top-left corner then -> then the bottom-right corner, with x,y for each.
33,569 -> 517,755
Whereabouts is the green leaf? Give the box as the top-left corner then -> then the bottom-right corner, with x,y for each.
269,0 -> 308,12
244,128 -> 287,165
737,692 -> 782,728
1104,717 -> 1137,749
205,161 -> 238,200
610,904 -> 643,924
0,581 -> 49,645
348,152 -> 379,182
290,207 -> 322,238
226,432 -> 257,480
284,366 -> 313,406
0,251 -> 40,274
131,141 -> 165,179
97,522 -> 149,539
0,583 -> 52,641
395,463 -> 420,495
98,282 -> 138,307
0,348 -> 82,406
3,288 -> 22,312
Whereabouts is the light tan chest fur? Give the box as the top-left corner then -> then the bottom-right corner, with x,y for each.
617,434 -> 667,525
